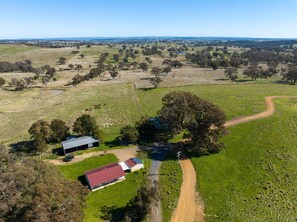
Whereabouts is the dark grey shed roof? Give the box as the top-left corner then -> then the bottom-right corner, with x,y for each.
61,136 -> 99,150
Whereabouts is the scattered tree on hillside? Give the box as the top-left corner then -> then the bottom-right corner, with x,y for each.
158,91 -> 226,154
151,66 -> 162,76
224,68 -> 238,81
243,65 -> 263,80
109,68 -> 119,79
113,54 -> 120,62
41,76 -> 51,86
72,74 -> 85,86
58,57 -> 67,64
80,54 -> 85,59
281,64 -> 297,84
68,64 -> 74,69
170,60 -> 183,68
73,114 -> 100,138
149,76 -> 163,88
75,64 -> 83,71
139,62 -> 148,71
8,78 -> 27,91
0,150 -> 88,222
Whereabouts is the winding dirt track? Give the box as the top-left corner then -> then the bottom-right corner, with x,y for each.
171,96 -> 297,222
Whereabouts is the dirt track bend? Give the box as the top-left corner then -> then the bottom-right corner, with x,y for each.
171,96 -> 297,222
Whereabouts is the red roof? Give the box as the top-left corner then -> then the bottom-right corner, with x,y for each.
85,163 -> 125,188
124,158 -> 137,168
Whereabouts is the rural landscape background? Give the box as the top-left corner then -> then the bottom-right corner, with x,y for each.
0,1 -> 297,222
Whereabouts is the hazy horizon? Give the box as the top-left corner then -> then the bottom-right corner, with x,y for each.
0,0 -> 297,39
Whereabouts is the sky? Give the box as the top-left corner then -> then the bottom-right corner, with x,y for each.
0,0 -> 296,39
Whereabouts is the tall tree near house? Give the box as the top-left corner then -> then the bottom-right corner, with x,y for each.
73,114 -> 100,138
158,91 -> 226,154
50,119 -> 69,143
28,120 -> 52,153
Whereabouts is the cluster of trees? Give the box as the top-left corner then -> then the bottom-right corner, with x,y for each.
142,45 -> 163,56
121,91 -> 226,155
8,77 -> 36,90
0,60 -> 41,74
186,50 -> 244,70
0,148 -> 88,222
281,64 -> 297,84
242,64 -> 278,80
28,114 -> 100,153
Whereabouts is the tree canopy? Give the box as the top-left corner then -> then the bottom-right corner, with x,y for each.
158,91 -> 226,154
0,150 -> 88,222
73,114 -> 100,138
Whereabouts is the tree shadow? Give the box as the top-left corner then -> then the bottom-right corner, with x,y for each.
273,80 -> 294,85
100,205 -> 126,222
52,147 -> 64,156
78,175 -> 89,186
104,137 -> 122,148
10,140 -> 34,154
214,78 -> 230,81
235,79 -> 253,82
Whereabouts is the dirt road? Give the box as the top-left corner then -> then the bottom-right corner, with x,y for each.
171,96 -> 297,222
47,146 -> 138,165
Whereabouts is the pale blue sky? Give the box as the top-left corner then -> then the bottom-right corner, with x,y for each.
0,0 -> 296,39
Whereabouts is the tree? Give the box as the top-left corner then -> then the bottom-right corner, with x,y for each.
41,76 -> 50,86
68,64 -> 74,69
80,54 -> 85,59
28,120 -> 52,153
113,54 -> 120,62
135,117 -> 157,142
72,74 -> 84,85
8,78 -> 26,91
50,119 -> 69,143
243,65 -> 263,80
109,68 -> 119,79
73,114 -> 100,138
170,60 -> 183,68
281,64 -> 297,84
224,68 -> 238,81
75,64 -> 83,71
124,183 -> 158,222
151,66 -> 162,76
139,62 -> 148,71
0,77 -> 5,86
0,150 -> 88,222
120,125 -> 139,144
58,57 -> 66,64
149,76 -> 163,88
209,60 -> 219,71
162,67 -> 171,75
162,59 -> 172,67
158,91 -> 226,154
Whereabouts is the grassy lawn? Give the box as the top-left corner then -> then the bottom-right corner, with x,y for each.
59,152 -> 150,222
159,155 -> 182,221
192,99 -> 297,221
59,154 -> 118,181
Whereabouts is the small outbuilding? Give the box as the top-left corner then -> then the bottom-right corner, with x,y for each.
124,158 -> 144,172
61,136 -> 99,155
85,163 -> 125,191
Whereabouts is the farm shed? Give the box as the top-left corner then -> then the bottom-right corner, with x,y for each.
61,136 -> 99,155
85,163 -> 125,191
124,158 -> 144,172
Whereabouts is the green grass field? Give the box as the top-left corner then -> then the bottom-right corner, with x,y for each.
192,99 -> 297,221
159,156 -> 182,221
59,153 -> 150,222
